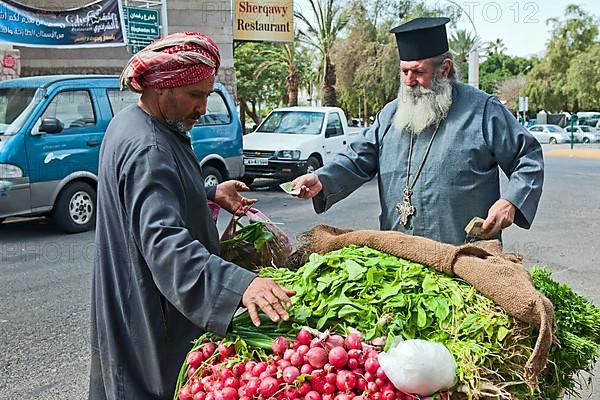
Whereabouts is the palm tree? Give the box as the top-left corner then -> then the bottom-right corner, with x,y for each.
254,43 -> 301,106
448,29 -> 480,80
485,38 -> 507,56
295,0 -> 350,106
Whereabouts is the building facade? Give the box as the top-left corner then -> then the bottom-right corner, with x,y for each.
11,0 -> 236,95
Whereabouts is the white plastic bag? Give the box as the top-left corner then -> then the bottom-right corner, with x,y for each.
378,337 -> 457,396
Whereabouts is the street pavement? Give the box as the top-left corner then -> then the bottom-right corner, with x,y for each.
0,143 -> 598,399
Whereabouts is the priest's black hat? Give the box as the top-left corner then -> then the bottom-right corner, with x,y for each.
390,17 -> 451,61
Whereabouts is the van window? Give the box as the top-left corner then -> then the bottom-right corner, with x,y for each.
0,87 -> 37,135
326,112 -> 344,137
196,91 -> 231,126
107,89 -> 140,115
39,90 -> 96,131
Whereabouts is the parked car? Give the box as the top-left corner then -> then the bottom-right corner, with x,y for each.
0,75 -> 242,232
242,106 -> 362,183
563,125 -> 600,143
527,124 -> 568,144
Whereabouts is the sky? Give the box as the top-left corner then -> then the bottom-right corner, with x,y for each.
294,0 -> 600,58
447,0 -> 600,57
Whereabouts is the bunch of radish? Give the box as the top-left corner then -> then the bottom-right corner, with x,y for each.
178,329 -> 449,400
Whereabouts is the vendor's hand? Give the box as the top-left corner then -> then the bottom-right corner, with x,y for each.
242,277 -> 296,326
291,173 -> 323,199
215,180 -> 257,214
480,198 -> 516,239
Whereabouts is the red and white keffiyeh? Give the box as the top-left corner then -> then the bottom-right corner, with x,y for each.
120,32 -> 221,92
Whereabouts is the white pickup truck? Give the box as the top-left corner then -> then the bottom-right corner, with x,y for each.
241,106 -> 363,183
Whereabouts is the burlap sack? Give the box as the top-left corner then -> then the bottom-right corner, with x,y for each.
291,225 -> 557,385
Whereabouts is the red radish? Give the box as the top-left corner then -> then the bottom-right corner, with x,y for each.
284,349 -> 295,361
356,377 -> 367,391
373,393 -> 382,400
259,377 -> 279,397
283,366 -> 300,383
238,397 -> 250,400
298,382 -> 312,396
251,362 -> 267,376
322,382 -> 336,394
291,352 -> 304,366
205,394 -> 215,400
376,367 -> 387,380
218,343 -> 235,359
381,390 -> 395,400
347,349 -> 362,359
328,346 -> 349,369
334,395 -> 351,400
335,370 -> 356,392
310,370 -> 326,393
322,395 -> 334,400
272,336 -> 290,355
301,363 -> 313,374
187,367 -> 196,379
367,381 -> 378,393
345,333 -> 362,350
191,380 -> 203,394
220,387 -> 238,400
266,364 -> 278,376
347,358 -> 358,369
364,358 -> 379,374
187,351 -> 205,369
278,359 -> 292,369
306,347 -> 328,368
245,378 -> 259,396
223,377 -> 239,389
219,368 -> 233,382
244,361 -> 256,372
305,391 -> 322,400
193,392 -> 206,400
354,397 -> 365,400
297,329 -> 313,345
325,372 -> 336,384
364,371 -> 375,382
297,344 -> 310,357
202,343 -> 217,359
375,378 -> 386,388
179,385 -> 193,400
325,334 -> 345,350
231,363 -> 244,377
284,387 -> 300,399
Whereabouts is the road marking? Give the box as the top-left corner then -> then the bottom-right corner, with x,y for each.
546,148 -> 600,159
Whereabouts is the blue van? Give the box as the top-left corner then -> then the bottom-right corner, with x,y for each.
0,75 -> 243,232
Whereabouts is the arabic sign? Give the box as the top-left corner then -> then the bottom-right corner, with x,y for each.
124,6 -> 160,53
0,0 -> 126,48
234,0 -> 293,42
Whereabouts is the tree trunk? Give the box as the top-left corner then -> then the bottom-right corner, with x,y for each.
363,94 -> 368,127
287,64 -> 299,107
282,92 -> 289,107
322,56 -> 337,106
245,100 -> 261,126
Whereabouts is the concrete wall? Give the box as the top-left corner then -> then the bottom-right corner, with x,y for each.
13,0 -> 236,96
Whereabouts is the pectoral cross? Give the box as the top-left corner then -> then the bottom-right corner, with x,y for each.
396,187 -> 416,226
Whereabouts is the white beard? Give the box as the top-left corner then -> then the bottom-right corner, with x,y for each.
393,75 -> 453,134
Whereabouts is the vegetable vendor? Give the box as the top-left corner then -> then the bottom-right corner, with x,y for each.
89,32 -> 294,400
292,17 -> 544,245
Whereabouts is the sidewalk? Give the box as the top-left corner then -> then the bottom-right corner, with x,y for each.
543,143 -> 600,159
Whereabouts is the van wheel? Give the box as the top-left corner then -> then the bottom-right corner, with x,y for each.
549,137 -> 557,144
52,181 -> 96,233
583,137 -> 590,144
0,217 -> 5,225
203,166 -> 223,187
306,156 -> 321,174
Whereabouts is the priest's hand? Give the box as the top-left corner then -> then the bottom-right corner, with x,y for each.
242,277 -> 296,326
480,198 -> 516,238
215,180 -> 257,214
291,173 -> 323,199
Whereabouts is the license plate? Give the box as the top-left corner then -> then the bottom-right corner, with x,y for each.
244,157 -> 268,166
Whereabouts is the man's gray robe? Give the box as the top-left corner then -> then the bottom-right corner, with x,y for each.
89,105 -> 255,400
314,82 -> 544,245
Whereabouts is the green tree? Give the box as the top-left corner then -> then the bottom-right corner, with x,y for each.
485,38 -> 507,56
566,43 -> 600,110
523,4 -> 599,112
254,42 -> 313,107
479,53 -> 535,94
448,29 -> 480,81
295,0 -> 351,106
235,42 -> 288,128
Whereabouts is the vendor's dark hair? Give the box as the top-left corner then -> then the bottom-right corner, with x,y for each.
430,51 -> 457,81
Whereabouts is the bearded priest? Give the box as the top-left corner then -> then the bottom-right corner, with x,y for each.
292,17 -> 544,245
